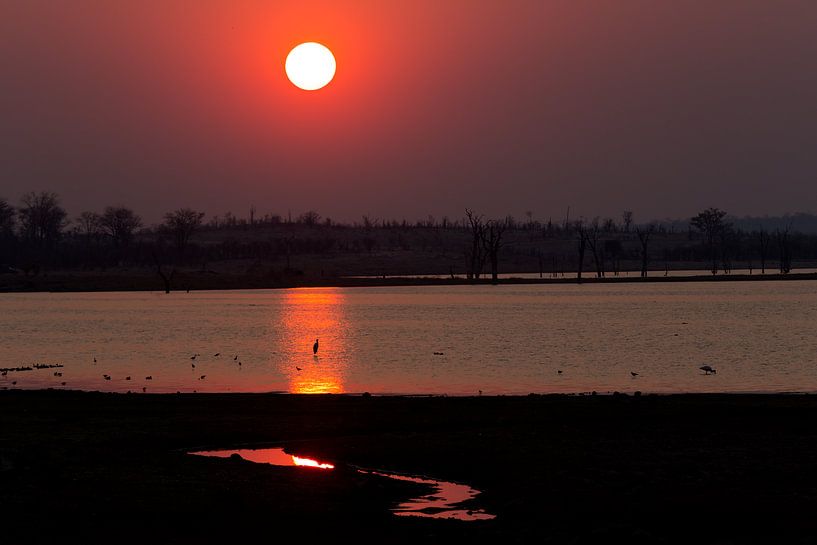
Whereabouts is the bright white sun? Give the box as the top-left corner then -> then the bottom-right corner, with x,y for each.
285,42 -> 336,91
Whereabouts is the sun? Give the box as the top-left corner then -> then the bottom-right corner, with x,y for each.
285,42 -> 336,91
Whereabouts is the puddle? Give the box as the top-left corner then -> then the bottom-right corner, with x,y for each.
190,447 -> 495,521
191,448 -> 335,469
361,470 -> 495,520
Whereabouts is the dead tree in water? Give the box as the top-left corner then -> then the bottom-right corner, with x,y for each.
482,219 -> 506,284
720,226 -> 734,274
636,226 -> 653,277
583,222 -> 605,278
776,227 -> 792,274
576,222 -> 587,283
758,227 -> 771,274
465,209 -> 486,280
152,250 -> 176,294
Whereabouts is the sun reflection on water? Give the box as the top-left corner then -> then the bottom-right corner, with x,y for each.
279,289 -> 348,394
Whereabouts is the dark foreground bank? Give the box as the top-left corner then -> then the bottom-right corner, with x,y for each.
3,391 -> 817,544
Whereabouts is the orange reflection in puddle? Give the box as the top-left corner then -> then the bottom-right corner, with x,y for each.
190,448 -> 334,470
364,470 -> 496,521
292,456 -> 335,469
279,289 -> 348,394
190,447 -> 495,521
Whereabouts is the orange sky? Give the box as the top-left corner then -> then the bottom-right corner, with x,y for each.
2,1 -> 817,223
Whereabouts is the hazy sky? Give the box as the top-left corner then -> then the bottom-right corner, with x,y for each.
2,0 -> 817,224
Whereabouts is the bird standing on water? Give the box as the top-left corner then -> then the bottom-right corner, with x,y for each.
313,338 -> 319,355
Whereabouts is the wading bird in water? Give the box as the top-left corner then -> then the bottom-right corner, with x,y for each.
313,339 -> 319,355
700,365 -> 717,375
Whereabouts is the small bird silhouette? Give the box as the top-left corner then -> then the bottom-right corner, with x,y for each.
238,361 -> 242,366
61,382 -> 66,386
93,357 -> 97,363
126,376 -> 131,381
191,354 -> 198,361
145,376 -> 153,380
313,339 -> 319,355
213,353 -> 220,357
234,355 -> 238,361
700,365 -> 717,375
191,363 -> 196,369
103,375 -> 111,380
142,387 -> 146,393
557,370 -> 563,374
631,371 -> 639,378
53,372 -> 62,377
296,366 -> 303,371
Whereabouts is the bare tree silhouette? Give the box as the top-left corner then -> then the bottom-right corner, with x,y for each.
18,191 -> 66,248
299,210 -> 321,227
482,219 -> 506,284
622,211 -> 633,232
164,208 -> 205,258
75,212 -> 102,239
99,206 -> 141,251
776,226 -> 792,274
757,227 -> 771,274
635,226 -> 653,278
583,220 -> 605,278
465,209 -> 486,280
576,221 -> 587,283
0,198 -> 15,238
691,208 -> 729,275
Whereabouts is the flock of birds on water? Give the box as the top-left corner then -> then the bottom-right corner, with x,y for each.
1,334 -> 720,393
0,338 -> 325,393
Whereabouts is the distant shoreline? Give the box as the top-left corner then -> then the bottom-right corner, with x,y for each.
1,269 -> 816,293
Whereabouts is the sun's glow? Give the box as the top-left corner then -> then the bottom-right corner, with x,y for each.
285,42 -> 336,91
292,455 -> 335,469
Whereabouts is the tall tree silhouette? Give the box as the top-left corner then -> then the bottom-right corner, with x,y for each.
100,206 -> 141,250
482,219 -> 506,284
17,191 -> 66,248
164,208 -> 205,258
691,208 -> 729,275
465,209 -> 486,280
636,226 -> 653,278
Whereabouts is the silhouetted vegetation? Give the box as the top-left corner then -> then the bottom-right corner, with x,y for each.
1,191 -> 817,291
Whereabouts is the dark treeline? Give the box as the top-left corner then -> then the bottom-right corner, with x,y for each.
1,192 -> 816,289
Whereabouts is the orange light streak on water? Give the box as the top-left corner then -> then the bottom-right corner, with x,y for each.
280,289 -> 348,394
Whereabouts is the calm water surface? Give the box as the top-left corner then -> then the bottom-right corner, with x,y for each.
2,282 -> 816,394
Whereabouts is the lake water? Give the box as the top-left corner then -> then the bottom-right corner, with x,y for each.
2,281 -> 817,395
